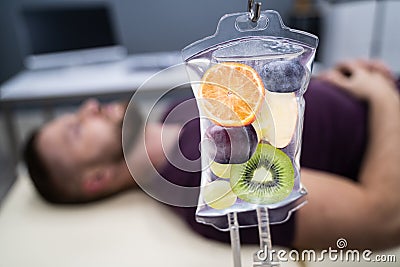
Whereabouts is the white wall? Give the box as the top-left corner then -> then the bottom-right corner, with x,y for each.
380,1 -> 400,73
320,0 -> 400,74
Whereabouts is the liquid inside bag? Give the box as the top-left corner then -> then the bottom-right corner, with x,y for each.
182,10 -> 318,231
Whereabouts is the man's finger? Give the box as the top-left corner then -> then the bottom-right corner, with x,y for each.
318,69 -> 350,89
368,59 -> 396,81
335,59 -> 364,75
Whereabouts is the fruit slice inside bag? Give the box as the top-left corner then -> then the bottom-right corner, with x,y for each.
182,10 -> 318,230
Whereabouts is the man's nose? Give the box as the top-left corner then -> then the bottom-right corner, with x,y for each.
79,98 -> 101,118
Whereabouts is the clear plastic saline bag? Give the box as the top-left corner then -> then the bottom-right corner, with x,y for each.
182,9 -> 318,231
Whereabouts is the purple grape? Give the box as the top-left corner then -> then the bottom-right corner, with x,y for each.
262,59 -> 306,93
204,124 -> 258,164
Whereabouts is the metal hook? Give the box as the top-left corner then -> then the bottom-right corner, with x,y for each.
247,0 -> 262,22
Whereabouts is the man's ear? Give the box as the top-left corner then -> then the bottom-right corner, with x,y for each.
82,165 -> 115,195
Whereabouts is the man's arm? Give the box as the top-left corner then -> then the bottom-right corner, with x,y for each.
294,60 -> 400,250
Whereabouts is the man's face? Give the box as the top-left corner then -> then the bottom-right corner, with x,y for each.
37,99 -> 126,185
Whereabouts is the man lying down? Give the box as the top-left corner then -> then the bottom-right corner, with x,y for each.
23,59 -> 400,250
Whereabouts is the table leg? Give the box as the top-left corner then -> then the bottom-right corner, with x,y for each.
2,105 -> 19,165
43,105 -> 55,122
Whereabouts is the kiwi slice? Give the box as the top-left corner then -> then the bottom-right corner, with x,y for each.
230,143 -> 294,204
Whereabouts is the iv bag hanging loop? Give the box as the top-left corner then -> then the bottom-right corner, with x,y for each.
247,0 -> 262,22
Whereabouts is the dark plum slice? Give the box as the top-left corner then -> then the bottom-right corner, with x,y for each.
204,124 -> 258,164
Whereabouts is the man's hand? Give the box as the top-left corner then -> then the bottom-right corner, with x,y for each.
295,59 -> 400,250
318,59 -> 398,102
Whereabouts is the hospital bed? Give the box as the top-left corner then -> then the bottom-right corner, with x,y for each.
0,168 -> 281,267
1,167 -> 399,267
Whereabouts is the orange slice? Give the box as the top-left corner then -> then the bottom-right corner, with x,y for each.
199,62 -> 265,127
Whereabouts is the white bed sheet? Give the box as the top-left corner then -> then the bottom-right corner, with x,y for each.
0,172 -> 281,267
2,172 -> 399,267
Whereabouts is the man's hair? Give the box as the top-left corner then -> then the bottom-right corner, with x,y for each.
23,129 -> 74,204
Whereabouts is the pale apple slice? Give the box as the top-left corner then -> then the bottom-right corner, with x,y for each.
253,91 -> 298,148
210,161 -> 232,179
203,180 -> 237,210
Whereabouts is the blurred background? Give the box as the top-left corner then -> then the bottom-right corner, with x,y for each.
0,0 -> 294,84
2,0 -> 400,203
1,0 -> 400,207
